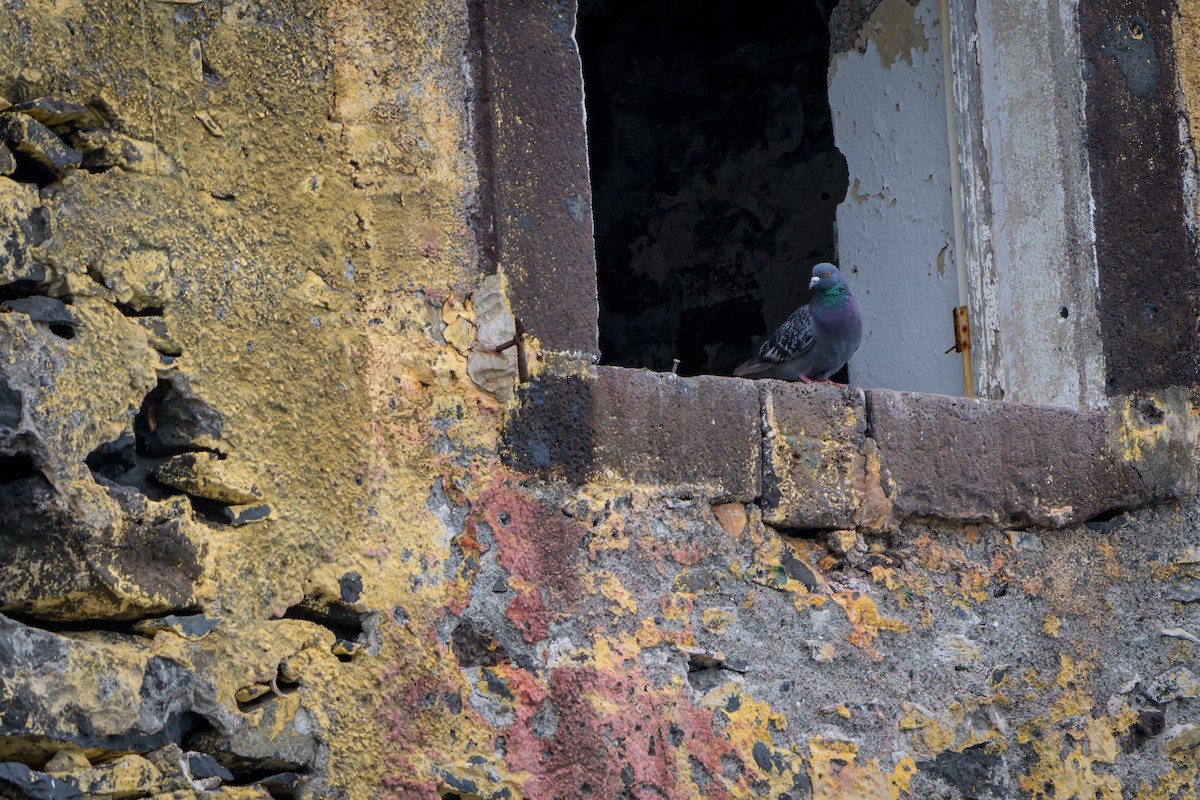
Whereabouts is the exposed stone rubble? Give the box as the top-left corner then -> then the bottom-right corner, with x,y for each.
0,66 -> 350,796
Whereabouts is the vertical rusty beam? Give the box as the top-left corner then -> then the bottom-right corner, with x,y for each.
1081,0 -> 1200,394
470,0 -> 600,360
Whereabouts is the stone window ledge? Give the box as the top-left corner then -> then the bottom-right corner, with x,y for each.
503,366 -> 1198,530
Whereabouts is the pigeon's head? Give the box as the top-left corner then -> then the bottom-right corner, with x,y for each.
809,262 -> 846,291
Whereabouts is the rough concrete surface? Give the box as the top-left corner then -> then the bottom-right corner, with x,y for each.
1,1 -> 1200,799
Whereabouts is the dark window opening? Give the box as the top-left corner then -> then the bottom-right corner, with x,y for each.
579,0 -> 848,377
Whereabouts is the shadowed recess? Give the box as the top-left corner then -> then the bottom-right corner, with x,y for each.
580,0 -> 847,375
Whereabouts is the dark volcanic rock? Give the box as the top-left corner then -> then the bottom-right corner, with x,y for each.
919,747 -> 1008,800
2,295 -> 76,338
0,762 -> 82,800
186,752 -> 233,782
0,113 -> 81,178
0,478 -> 207,621
135,375 -> 224,457
12,97 -> 102,128
0,373 -> 21,431
0,615 -> 196,764
0,179 -> 51,285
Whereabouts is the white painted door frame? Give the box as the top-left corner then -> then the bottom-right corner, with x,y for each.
946,0 -> 1106,408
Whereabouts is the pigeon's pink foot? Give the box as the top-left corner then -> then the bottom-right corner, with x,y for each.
799,375 -> 813,384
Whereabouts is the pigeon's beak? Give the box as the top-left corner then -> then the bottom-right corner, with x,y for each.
808,276 -> 820,290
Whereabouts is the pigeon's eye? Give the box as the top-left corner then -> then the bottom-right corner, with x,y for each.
824,271 -> 831,277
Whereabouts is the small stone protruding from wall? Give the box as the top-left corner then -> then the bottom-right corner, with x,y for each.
466,274 -> 519,402
0,112 -> 81,179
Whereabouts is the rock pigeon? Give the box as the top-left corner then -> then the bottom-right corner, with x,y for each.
734,262 -> 862,383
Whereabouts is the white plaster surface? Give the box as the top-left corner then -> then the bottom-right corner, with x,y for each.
829,0 -> 965,396
968,0 -> 1105,408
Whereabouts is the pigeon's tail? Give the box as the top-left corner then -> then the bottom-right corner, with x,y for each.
733,358 -> 772,377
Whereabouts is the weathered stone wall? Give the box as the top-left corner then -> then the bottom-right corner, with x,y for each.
2,2 -> 1200,800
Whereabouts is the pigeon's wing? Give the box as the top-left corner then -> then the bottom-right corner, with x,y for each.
759,306 -> 816,363
734,305 -> 815,376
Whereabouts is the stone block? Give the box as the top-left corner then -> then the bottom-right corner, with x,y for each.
505,366 -> 761,501
0,614 -> 195,764
0,479 -> 207,621
759,381 -> 867,529
0,112 -> 81,177
476,0 -> 598,357
868,389 -> 1147,527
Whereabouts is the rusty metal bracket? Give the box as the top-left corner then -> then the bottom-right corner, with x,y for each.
943,305 -> 974,397
494,317 -> 529,383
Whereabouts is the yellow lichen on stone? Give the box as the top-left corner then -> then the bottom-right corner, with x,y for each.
898,704 -> 954,752
808,737 -> 892,800
702,608 -> 736,634
595,570 -> 638,616
1108,388 -> 1200,489
1134,764 -> 1200,800
889,756 -> 917,800
830,589 -> 909,661
897,696 -> 1007,757
1013,655 -> 1127,799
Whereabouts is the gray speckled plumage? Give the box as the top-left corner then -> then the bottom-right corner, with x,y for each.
735,262 -> 862,382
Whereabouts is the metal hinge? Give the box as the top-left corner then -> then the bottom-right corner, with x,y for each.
944,305 -> 974,397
